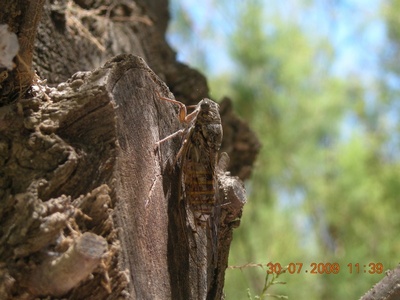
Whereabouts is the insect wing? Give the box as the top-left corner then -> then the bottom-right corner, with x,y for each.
180,113 -> 220,269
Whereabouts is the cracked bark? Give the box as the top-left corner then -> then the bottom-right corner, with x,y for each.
0,50 -> 246,299
1,1 -> 253,299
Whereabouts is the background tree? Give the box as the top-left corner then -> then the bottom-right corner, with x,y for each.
169,0 -> 400,299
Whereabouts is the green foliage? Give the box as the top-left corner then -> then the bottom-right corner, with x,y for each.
228,264 -> 288,300
249,269 -> 288,299
169,0 -> 400,299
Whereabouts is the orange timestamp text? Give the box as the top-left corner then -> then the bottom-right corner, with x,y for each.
266,262 -> 384,275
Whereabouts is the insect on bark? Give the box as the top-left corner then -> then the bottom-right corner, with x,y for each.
156,92 -> 222,222
156,91 -> 222,272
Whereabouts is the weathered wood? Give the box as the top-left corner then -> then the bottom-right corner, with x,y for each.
1,0 -> 258,299
360,264 -> 400,300
30,0 -> 260,180
0,60 -> 121,298
110,55 -> 173,299
0,51 -> 247,299
26,232 -> 108,296
0,0 -> 45,103
109,54 -> 246,299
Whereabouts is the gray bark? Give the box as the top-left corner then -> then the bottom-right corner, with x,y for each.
0,1 -> 256,299
360,264 -> 400,300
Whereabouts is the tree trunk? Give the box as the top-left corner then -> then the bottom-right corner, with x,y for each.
1,1 -> 256,299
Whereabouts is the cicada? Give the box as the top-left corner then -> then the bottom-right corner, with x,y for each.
156,91 -> 222,274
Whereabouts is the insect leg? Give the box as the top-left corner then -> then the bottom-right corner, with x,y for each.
156,91 -> 187,123
156,91 -> 200,124
156,128 -> 185,146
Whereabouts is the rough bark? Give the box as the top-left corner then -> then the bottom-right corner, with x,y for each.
31,0 -> 260,180
360,265 -> 400,300
0,0 -> 45,104
0,0 -> 255,299
0,58 -> 121,299
0,49 -> 245,299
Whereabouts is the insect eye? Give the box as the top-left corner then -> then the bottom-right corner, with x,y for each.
200,100 -> 210,110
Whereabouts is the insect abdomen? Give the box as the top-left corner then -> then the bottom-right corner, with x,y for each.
184,159 -> 216,227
